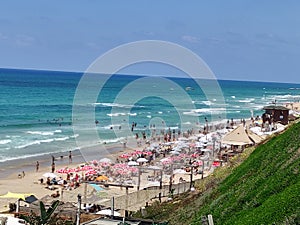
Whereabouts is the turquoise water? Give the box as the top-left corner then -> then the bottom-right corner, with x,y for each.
1,68 -> 300,162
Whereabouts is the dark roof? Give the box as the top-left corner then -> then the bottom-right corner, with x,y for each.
263,105 -> 289,111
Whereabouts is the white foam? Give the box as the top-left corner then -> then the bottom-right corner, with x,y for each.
55,137 -> 70,141
92,102 -> 144,108
15,136 -> 71,149
147,115 -> 152,118
107,113 -> 126,117
0,139 -> 11,145
26,131 -> 54,136
183,108 -> 226,116
231,96 -> 236,99
158,111 -> 163,114
238,98 -> 255,103
128,113 -> 137,116
99,137 -> 125,144
202,101 -> 213,106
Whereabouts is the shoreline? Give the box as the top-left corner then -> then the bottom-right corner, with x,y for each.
0,140 -> 137,180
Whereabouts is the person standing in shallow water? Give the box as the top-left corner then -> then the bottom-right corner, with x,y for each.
69,151 -> 72,164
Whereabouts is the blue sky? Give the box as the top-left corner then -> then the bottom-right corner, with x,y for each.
1,1 -> 300,83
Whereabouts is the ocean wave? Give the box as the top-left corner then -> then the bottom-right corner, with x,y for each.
26,130 -> 62,136
70,134 -> 79,138
202,101 -> 213,106
107,113 -> 126,117
146,115 -> 152,118
15,136 -> 71,149
183,108 -> 226,116
54,137 -> 70,141
99,137 -> 126,144
107,112 -> 137,117
92,102 -> 144,108
238,98 -> 255,103
0,139 -> 11,145
158,111 -> 163,114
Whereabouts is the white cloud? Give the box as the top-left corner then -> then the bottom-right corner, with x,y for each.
15,34 -> 35,47
181,35 -> 200,43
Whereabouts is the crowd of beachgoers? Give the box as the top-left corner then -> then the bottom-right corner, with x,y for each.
1,110 -> 297,220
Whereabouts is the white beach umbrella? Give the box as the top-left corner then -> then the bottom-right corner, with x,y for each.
170,150 -> 180,155
160,158 -> 170,162
99,158 -> 112,163
137,157 -> 148,163
128,161 -> 139,166
42,172 -> 57,179
178,137 -> 188,141
173,169 -> 186,174
148,165 -> 162,170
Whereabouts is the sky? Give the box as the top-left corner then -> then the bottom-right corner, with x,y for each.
0,1 -> 300,83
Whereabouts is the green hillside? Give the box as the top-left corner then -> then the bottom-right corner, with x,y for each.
134,122 -> 300,224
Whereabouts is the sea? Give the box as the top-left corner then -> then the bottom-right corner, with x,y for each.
1,68 -> 300,163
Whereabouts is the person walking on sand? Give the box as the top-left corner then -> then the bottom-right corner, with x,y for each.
69,151 -> 72,164
51,162 -> 55,173
36,161 -> 39,172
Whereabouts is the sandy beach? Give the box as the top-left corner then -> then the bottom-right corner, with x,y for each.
0,116 -> 293,216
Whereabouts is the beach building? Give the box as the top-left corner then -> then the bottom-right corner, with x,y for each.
262,105 -> 289,125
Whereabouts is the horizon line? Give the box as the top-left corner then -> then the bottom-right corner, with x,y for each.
1,66 -> 299,85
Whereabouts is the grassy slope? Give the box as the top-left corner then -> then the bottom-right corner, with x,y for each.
194,121 -> 300,224
134,122 -> 300,225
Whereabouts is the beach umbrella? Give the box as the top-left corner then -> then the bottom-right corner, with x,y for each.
96,175 -> 109,181
42,172 -> 57,179
191,153 -> 199,158
96,209 -> 121,216
148,165 -> 162,170
0,192 -> 33,200
178,137 -> 188,141
99,158 -> 112,163
173,169 -> 186,174
213,161 -> 221,167
85,169 -> 97,176
128,161 -> 139,166
119,153 -> 130,158
137,157 -> 148,163
170,150 -> 180,155
160,157 -> 170,162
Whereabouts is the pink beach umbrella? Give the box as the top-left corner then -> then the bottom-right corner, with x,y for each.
191,153 -> 199,158
85,169 -> 97,176
193,160 -> 203,166
119,153 -> 130,159
213,161 -> 221,167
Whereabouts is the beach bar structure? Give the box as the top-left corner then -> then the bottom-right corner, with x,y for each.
262,105 -> 289,125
